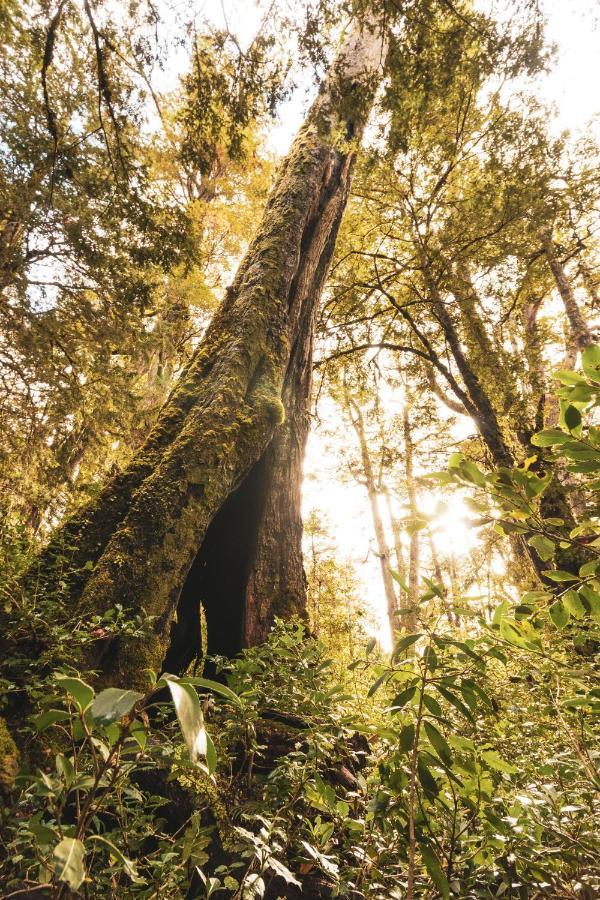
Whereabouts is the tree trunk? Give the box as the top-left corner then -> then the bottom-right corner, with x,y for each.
402,404 -> 419,631
427,529 -> 456,626
578,254 -> 600,308
423,265 -> 513,467
24,18 -> 387,687
540,227 -> 594,351
451,263 -> 514,416
347,399 -> 400,641
384,490 -> 407,584
418,260 -> 544,582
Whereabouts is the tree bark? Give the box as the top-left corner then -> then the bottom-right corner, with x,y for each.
422,264 -> 513,467
384,490 -> 407,584
427,529 -> 457,626
451,263 -> 515,416
578,254 -> 600,308
540,227 -> 594,351
23,17 -> 387,686
347,398 -> 400,641
402,404 -> 419,631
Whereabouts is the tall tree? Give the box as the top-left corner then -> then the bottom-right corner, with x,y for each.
0,3 -> 283,533
22,11 -> 388,687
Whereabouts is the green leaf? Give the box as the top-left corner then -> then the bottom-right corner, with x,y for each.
55,674 -> 94,712
434,684 -> 474,722
390,685 -> 416,712
163,674 -> 207,767
417,755 -> 439,797
422,693 -> 442,718
521,590 -> 553,602
29,818 -> 57,845
424,721 -> 452,766
582,344 -> 600,381
528,534 -> 555,561
549,599 -> 570,629
564,405 -> 582,431
563,589 -> 585,619
462,678 -> 493,710
314,773 -> 338,809
299,841 -> 339,879
53,837 -> 85,890
267,858 -> 301,887
183,677 -> 242,708
89,835 -> 145,884
447,734 -> 475,752
32,709 -> 70,732
555,370 -> 587,386
531,429 -> 569,447
399,723 -> 415,754
524,473 -> 551,498
579,585 -> 600,620
564,383 -> 595,402
461,460 -> 486,485
579,559 -> 600,576
499,618 -> 530,649
492,600 -> 509,625
91,688 -> 144,725
392,634 -> 422,659
542,570 -> 579,582
390,569 -> 409,591
420,844 -> 450,900
481,750 -> 518,775
368,672 -> 389,698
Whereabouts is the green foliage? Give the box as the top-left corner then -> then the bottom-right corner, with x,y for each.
439,354 -> 600,655
3,601 -> 598,897
1,2 -> 600,898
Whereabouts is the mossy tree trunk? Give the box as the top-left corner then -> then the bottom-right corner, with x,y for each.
24,18 -> 387,687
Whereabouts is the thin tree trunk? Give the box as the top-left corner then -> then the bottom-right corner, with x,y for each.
427,529 -> 456,626
540,227 -> 594,351
579,254 -> 600,308
403,404 -> 419,631
23,17 -> 387,687
347,399 -> 400,640
418,260 -> 544,582
384,490 -> 407,583
452,263 -> 514,415
423,265 -> 513,467
521,296 -> 547,435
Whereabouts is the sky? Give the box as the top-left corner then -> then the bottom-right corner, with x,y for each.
169,0 -> 600,644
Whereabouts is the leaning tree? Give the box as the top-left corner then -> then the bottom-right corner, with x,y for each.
22,10 -> 389,688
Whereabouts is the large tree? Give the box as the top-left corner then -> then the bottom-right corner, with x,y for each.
22,10 -> 388,687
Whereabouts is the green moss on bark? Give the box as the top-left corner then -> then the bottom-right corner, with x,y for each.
0,717 -> 18,795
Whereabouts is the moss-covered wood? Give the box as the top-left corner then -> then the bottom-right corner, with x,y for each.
21,18 -> 387,687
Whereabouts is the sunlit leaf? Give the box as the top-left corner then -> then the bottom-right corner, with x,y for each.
163,674 -> 207,767
53,837 -> 85,890
91,688 -> 144,725
55,674 -> 94,712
